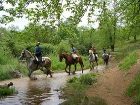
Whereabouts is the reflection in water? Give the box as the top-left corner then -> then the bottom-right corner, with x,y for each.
0,65 -> 105,105
0,74 -> 67,105
22,80 -> 51,105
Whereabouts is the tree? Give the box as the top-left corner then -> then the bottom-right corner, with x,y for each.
0,0 -> 99,27
119,0 -> 140,41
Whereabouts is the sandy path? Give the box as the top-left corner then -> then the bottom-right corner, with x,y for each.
86,59 -> 140,105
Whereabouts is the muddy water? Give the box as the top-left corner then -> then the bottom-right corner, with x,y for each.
0,66 -> 105,105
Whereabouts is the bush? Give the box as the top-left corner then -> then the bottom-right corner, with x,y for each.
50,55 -> 65,71
0,87 -> 16,97
79,73 -> 97,85
56,40 -> 70,54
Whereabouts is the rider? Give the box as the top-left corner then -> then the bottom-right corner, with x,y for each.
92,46 -> 98,58
71,44 -> 78,61
102,48 -> 108,57
35,42 -> 42,65
102,48 -> 106,53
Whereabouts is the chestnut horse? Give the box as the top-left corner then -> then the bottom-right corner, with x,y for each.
19,49 -> 52,78
59,53 -> 84,75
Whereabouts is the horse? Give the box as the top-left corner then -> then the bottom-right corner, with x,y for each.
59,52 -> 84,75
102,53 -> 110,65
19,49 -> 52,78
88,51 -> 98,70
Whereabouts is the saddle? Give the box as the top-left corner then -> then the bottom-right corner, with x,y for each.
33,57 -> 45,66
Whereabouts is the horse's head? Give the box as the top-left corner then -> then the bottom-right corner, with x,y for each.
59,53 -> 64,62
19,50 -> 26,60
19,49 -> 33,60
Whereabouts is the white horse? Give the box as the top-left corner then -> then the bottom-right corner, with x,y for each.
88,50 -> 98,70
19,49 -> 52,78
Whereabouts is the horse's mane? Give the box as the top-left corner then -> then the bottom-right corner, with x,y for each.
24,49 -> 34,58
62,52 -> 72,57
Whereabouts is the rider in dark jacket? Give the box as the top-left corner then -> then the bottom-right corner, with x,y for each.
35,42 -> 42,64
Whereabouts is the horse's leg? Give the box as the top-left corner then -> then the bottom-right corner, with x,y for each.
95,57 -> 98,66
68,65 -> 71,75
106,59 -> 109,65
92,61 -> 94,70
89,61 -> 92,71
96,58 -> 98,66
43,65 -> 52,78
80,62 -> 84,74
89,61 -> 93,71
73,64 -> 76,74
28,69 -> 33,78
49,69 -> 53,78
65,64 -> 69,73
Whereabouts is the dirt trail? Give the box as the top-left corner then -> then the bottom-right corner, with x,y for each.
86,59 -> 140,105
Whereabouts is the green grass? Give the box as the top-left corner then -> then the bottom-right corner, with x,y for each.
50,55 -> 66,71
126,73 -> 140,105
119,51 -> 138,71
0,53 -> 28,80
61,73 -> 107,105
115,41 -> 140,61
0,87 -> 16,97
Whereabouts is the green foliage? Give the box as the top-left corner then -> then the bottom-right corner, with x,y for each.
119,51 -> 138,71
67,73 -> 97,86
126,73 -> 140,105
0,60 -> 27,80
61,73 -> 106,105
79,73 -> 97,85
50,55 -> 65,71
55,40 -> 70,53
0,87 -> 16,97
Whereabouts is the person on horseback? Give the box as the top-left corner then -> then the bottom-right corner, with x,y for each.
88,45 -> 98,67
92,46 -> 98,58
71,44 -> 78,61
102,48 -> 108,57
35,42 -> 42,65
102,48 -> 106,53
102,48 -> 110,65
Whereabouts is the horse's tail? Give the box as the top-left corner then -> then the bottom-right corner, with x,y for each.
82,62 -> 84,68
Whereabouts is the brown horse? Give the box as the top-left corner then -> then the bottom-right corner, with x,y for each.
19,49 -> 52,78
59,52 -> 84,75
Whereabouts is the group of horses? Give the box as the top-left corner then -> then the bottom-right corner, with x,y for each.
19,49 -> 110,79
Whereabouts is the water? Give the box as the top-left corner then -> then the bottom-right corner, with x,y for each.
0,66 -> 105,105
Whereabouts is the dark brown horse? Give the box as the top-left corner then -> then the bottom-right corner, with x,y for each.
59,53 -> 84,75
102,53 -> 110,65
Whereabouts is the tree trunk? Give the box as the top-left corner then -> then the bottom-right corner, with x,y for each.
134,34 -> 137,41
111,44 -> 115,52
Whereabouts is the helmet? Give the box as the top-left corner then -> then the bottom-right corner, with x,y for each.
36,42 -> 40,45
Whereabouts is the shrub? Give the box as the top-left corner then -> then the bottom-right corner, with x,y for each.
0,87 -> 16,97
79,73 -> 97,85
